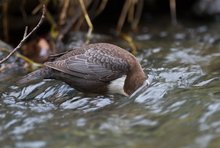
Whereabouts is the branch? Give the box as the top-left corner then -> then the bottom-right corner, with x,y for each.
0,5 -> 46,64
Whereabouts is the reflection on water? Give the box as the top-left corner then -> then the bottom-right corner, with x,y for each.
1,21 -> 220,148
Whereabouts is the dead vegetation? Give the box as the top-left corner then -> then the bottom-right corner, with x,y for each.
0,0 -> 177,68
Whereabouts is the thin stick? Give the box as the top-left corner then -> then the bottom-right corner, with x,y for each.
78,0 -> 93,41
23,26 -> 28,38
59,0 -> 70,25
116,0 -> 131,33
95,0 -> 108,16
132,0 -> 144,30
170,0 -> 177,25
0,5 -> 46,64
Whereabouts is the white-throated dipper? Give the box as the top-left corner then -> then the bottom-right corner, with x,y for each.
17,43 -> 147,96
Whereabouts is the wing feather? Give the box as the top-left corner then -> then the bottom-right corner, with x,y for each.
45,48 -> 129,82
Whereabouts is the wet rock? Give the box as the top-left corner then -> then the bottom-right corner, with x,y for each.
0,40 -> 25,90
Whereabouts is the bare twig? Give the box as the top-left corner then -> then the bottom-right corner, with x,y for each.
23,26 -> 28,38
132,0 -> 144,30
0,5 -> 46,64
95,0 -> 108,17
116,0 -> 131,33
56,0 -> 93,46
56,7 -> 82,43
59,0 -> 70,25
78,0 -> 93,42
170,0 -> 177,25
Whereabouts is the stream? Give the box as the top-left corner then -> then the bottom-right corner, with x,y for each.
1,19 -> 220,148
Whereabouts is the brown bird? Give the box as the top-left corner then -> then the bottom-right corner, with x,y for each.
17,43 -> 147,96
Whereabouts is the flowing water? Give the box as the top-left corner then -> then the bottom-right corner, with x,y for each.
1,20 -> 220,148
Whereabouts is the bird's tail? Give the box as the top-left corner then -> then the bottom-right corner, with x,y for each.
17,67 -> 52,85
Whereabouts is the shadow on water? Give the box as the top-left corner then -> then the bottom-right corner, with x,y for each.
1,20 -> 220,148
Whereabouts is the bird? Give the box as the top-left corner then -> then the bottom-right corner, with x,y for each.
17,43 -> 148,96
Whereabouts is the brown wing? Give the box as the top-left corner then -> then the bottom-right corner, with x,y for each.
45,48 -> 129,82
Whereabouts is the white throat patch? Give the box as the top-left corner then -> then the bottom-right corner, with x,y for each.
108,75 -> 128,96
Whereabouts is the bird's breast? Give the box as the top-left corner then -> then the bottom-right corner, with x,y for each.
107,75 -> 128,96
